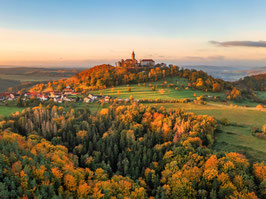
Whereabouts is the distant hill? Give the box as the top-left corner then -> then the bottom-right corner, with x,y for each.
234,73 -> 266,91
0,67 -> 84,92
238,66 -> 266,76
183,65 -> 266,81
29,64 -> 233,96
0,67 -> 83,77
0,78 -> 20,92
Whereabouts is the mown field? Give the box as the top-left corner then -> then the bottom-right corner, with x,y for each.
0,106 -> 25,119
90,76 -> 225,100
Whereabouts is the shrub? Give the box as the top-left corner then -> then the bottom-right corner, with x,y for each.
220,118 -> 230,126
256,104 -> 263,110
251,127 -> 260,135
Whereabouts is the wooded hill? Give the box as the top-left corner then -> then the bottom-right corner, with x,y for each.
29,64 -> 264,102
0,104 -> 265,198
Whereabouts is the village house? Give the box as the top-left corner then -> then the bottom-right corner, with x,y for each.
39,94 -> 49,101
24,92 -> 40,98
0,92 -> 10,101
62,95 -> 74,102
50,91 -> 62,98
88,94 -> 98,101
64,85 -> 74,95
9,93 -> 20,100
83,97 -> 91,103
54,98 -> 63,103
104,96 -> 111,103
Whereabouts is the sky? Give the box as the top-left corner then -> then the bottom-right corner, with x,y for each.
0,0 -> 266,68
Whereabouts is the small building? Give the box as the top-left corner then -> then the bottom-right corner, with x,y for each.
24,92 -> 31,97
140,59 -> 155,67
104,96 -> 111,103
0,92 -> 10,101
26,92 -> 40,98
88,94 -> 98,101
9,93 -> 20,100
54,98 -> 63,103
84,97 -> 91,103
64,86 -> 74,95
63,96 -> 74,102
50,91 -> 62,98
40,95 -> 49,101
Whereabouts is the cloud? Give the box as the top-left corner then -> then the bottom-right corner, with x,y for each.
209,40 -> 266,48
183,56 -> 225,61
208,55 -> 225,60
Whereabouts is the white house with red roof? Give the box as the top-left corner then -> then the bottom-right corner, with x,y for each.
140,59 -> 155,67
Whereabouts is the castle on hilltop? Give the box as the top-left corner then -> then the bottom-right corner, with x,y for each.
116,51 -> 155,67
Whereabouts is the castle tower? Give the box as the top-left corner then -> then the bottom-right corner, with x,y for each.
131,50 -> 135,60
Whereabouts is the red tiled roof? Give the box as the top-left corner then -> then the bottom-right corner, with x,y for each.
141,59 -> 154,62
0,92 -> 10,97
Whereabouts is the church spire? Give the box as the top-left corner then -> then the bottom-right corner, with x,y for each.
131,50 -> 135,60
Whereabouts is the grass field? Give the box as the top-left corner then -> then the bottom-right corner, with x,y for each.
0,106 -> 25,119
214,126 -> 266,162
90,77 -> 225,100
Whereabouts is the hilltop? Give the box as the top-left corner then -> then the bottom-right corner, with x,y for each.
30,64 -> 228,92
28,64 -> 264,104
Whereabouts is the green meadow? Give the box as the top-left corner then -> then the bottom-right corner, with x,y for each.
0,106 -> 25,119
90,77 -> 224,100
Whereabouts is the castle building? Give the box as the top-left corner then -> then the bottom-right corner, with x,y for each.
116,51 -> 139,67
116,51 -> 155,67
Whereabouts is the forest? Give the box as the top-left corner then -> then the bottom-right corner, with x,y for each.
0,103 -> 265,198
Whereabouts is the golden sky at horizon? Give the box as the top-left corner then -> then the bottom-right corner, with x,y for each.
1,28 -> 266,67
